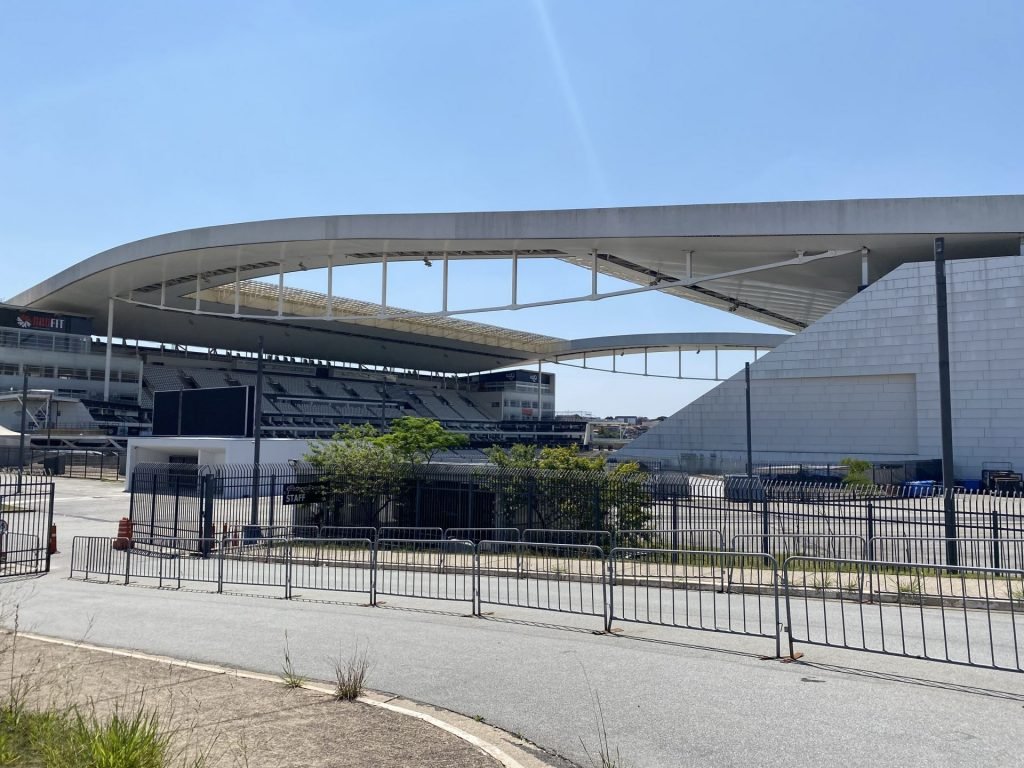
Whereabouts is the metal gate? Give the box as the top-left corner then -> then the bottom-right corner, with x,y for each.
0,473 -> 54,577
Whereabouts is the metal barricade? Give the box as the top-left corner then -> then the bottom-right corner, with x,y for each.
70,536 -> 116,583
320,526 -> 377,541
523,529 -> 611,551
287,538 -> 374,599
379,526 -> 444,541
610,548 -> 781,655
373,538 -> 475,606
784,555 -> 1024,672
870,536 -> 1024,572
614,528 -> 724,552
126,538 -> 221,590
729,533 -> 867,593
477,541 -> 605,625
445,527 -> 521,544
218,537 -> 290,596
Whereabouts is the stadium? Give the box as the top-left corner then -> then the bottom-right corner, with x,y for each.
3,194 -> 1023,484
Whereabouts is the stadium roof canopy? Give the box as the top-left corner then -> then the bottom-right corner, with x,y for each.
10,195 -> 1023,373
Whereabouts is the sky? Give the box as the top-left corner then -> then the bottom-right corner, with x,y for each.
2,0 -> 1022,417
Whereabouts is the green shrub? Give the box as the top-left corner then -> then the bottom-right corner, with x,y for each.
840,457 -> 873,486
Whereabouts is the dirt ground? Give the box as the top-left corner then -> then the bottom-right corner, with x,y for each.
0,633 -> 511,768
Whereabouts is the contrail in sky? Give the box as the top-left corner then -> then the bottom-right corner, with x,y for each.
532,0 -> 611,203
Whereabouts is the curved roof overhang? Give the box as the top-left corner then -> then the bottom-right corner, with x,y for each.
548,332 -> 790,362
10,195 -> 1023,372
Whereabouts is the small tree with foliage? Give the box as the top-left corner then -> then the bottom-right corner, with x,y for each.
305,424 -> 405,525
379,416 -> 469,464
485,444 -> 651,531
840,457 -> 873,487
305,418 -> 469,525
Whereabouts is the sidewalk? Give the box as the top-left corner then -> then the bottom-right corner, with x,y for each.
1,632 -> 569,768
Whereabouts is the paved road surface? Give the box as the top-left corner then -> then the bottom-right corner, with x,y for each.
5,478 -> 1023,767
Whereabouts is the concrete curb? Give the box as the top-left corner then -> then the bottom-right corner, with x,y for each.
17,630 -> 536,768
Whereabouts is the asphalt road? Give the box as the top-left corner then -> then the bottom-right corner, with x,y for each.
5,478 -> 1024,767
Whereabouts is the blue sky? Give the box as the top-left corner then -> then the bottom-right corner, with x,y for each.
2,1 -> 1022,416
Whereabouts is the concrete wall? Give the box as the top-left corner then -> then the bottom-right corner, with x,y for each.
125,437 -> 313,488
618,253 -> 1024,480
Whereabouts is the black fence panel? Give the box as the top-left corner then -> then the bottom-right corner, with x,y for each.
0,473 -> 54,577
127,463 -> 1024,569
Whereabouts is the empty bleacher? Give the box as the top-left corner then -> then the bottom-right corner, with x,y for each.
186,369 -> 232,389
137,359 -> 581,446
414,392 -> 461,421
144,366 -> 187,392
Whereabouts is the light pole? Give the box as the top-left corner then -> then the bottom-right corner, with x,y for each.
16,371 -> 27,491
934,237 -> 957,566
249,336 -> 264,530
745,362 -> 753,477
46,391 -> 53,469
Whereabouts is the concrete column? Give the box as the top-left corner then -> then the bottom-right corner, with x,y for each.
103,298 -> 114,401
137,357 -> 144,406
537,359 -> 542,422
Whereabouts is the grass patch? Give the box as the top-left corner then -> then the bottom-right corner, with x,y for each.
0,606 -> 201,768
280,631 -> 306,689
896,574 -> 923,596
0,703 -> 172,768
811,572 -> 836,591
332,646 -> 372,701
578,676 -> 631,768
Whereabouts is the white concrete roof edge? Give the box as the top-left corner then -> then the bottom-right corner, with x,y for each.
12,194 -> 1024,307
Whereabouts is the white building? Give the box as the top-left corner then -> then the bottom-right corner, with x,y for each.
618,250 -> 1024,481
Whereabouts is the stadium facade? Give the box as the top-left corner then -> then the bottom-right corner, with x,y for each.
616,253 -> 1024,479
4,195 -> 1023,480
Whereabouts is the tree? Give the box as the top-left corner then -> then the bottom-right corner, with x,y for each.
485,444 -> 651,531
305,424 -> 405,525
486,443 -> 604,472
840,457 -> 873,487
304,418 -> 468,525
484,443 -> 537,468
379,416 -> 468,464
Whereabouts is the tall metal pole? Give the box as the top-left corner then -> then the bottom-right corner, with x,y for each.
745,363 -> 753,477
250,336 -> 264,528
46,391 -> 53,468
934,237 -> 958,566
17,371 -> 28,490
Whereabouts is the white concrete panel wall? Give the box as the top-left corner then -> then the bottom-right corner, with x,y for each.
619,253 -> 1024,479
126,437 -> 313,488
